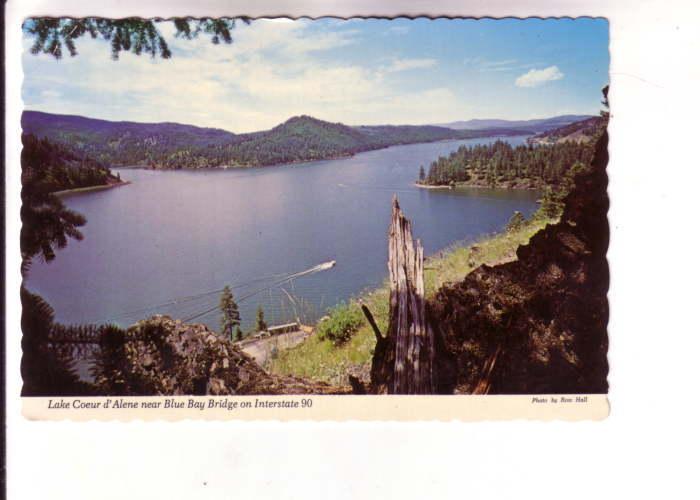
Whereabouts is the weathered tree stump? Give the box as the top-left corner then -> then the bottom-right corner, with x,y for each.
368,196 -> 436,394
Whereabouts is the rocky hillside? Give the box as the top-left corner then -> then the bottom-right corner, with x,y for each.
93,315 -> 349,395
429,129 -> 609,394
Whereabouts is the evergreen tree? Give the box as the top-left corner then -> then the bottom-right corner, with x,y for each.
421,131 -> 600,191
22,17 -> 249,60
418,165 -> 426,182
538,187 -> 564,218
20,287 -> 93,396
601,84 -> 610,117
255,305 -> 268,332
506,211 -> 526,232
20,135 -> 93,275
235,326 -> 243,342
219,286 -> 240,341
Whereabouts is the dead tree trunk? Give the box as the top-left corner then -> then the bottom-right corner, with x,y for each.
369,196 -> 436,394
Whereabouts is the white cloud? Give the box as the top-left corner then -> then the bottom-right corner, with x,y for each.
227,21 -> 357,57
515,65 -> 564,87
22,21 -> 463,133
385,58 -> 437,73
476,59 -> 517,72
370,87 -> 464,124
482,59 -> 518,68
40,89 -> 61,99
464,57 -> 534,73
386,26 -> 410,35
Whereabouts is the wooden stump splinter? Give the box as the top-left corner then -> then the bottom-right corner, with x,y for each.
369,196 -> 436,394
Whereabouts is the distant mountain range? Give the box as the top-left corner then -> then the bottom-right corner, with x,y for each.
21,111 -> 589,169
434,115 -> 594,133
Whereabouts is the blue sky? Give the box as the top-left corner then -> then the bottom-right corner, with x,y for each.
22,17 -> 609,133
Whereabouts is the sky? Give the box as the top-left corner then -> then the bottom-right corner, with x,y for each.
22,17 -> 609,134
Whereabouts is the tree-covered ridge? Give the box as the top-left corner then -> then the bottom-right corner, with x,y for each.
206,115 -> 373,167
22,111 -> 530,170
421,138 -> 597,189
21,133 -> 121,193
22,111 -> 238,169
435,114 -> 594,133
194,117 -> 524,167
528,116 -> 605,145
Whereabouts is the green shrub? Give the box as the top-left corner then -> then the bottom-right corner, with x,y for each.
535,187 -> 565,219
318,303 -> 364,345
506,211 -> 526,232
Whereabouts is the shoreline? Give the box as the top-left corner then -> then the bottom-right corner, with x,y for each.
111,133 -> 532,172
415,181 -> 541,191
53,180 -> 131,197
113,154 -> 355,171
414,182 -> 453,190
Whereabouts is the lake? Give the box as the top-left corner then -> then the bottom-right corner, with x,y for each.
25,136 -> 540,332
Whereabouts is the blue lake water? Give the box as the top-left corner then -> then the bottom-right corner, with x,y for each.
26,136 -> 539,332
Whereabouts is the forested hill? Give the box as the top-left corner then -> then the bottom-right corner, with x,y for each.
21,133 -> 122,193
419,114 -> 608,190
528,116 -> 605,145
420,136 -> 599,190
22,111 -> 530,169
22,111 -> 238,168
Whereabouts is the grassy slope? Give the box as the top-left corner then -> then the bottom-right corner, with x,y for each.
268,214 -> 556,387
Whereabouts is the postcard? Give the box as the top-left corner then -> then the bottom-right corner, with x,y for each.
15,15 -> 609,420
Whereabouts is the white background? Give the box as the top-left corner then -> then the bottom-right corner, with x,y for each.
5,1 -> 700,499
